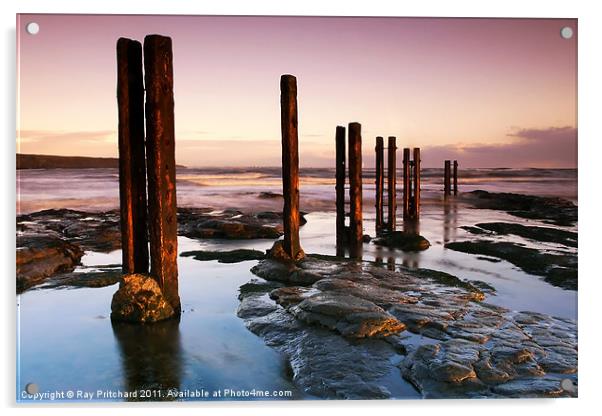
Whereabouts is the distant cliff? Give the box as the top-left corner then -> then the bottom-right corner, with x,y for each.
17,154 -> 185,169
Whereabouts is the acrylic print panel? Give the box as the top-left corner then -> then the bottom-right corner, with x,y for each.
16,14 -> 577,402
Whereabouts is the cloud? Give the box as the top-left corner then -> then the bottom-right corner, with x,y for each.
416,126 -> 577,168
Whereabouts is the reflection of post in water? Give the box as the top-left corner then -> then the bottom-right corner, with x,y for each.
443,197 -> 458,244
111,319 -> 182,401
403,219 -> 420,236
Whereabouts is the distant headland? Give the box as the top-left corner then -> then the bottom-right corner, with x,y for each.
17,154 -> 186,169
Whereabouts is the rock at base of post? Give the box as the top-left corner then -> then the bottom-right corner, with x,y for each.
111,273 -> 176,323
266,240 -> 305,263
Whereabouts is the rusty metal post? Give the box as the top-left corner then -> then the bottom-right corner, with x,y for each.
444,160 -> 451,196
335,126 -> 346,256
117,38 -> 148,275
279,74 -> 303,260
375,137 -> 384,234
348,123 -> 363,258
387,137 -> 397,232
413,148 -> 421,217
144,35 -> 180,313
402,147 -> 410,221
453,160 -> 458,195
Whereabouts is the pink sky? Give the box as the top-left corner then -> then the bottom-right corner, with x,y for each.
17,15 -> 577,167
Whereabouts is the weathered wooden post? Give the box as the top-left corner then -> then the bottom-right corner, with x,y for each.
413,148 -> 421,217
144,35 -> 180,313
280,74 -> 303,260
387,137 -> 397,232
444,160 -> 451,196
453,160 -> 458,195
402,147 -> 411,221
348,123 -> 363,258
375,137 -> 384,234
335,126 -> 346,256
116,38 -> 149,274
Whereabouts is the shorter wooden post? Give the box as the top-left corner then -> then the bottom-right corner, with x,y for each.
280,74 -> 302,260
144,34 -> 180,313
387,137 -> 397,232
348,122 -> 363,259
402,148 -> 410,220
375,137 -> 384,234
453,160 -> 458,195
413,148 -> 421,218
335,126 -> 346,255
444,160 -> 451,196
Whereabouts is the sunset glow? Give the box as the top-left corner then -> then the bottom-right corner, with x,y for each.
17,15 -> 577,167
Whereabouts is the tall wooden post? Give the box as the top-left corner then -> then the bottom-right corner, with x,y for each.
402,148 -> 411,221
413,148 -> 421,217
144,35 -> 180,313
444,160 -> 451,196
348,123 -> 363,258
279,74 -> 302,260
335,126 -> 346,256
453,160 -> 458,195
387,137 -> 397,232
375,137 -> 384,234
116,38 -> 148,275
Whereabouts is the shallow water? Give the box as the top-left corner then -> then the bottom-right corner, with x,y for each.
16,167 -> 577,401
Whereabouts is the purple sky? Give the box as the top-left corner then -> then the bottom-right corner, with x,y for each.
17,15 -> 577,167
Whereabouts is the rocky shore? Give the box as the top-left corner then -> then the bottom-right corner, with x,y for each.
16,207 -> 292,292
239,255 -> 577,398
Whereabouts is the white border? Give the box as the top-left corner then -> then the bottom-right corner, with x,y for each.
2,1 -> 600,415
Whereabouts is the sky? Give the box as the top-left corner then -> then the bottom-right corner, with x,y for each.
17,15 -> 577,168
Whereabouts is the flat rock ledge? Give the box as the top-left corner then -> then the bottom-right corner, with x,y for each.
111,274 -> 176,323
239,257 -> 577,399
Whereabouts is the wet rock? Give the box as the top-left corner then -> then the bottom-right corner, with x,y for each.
180,249 -> 265,263
258,191 -> 283,199
270,286 -> 316,308
491,378 -> 570,398
18,209 -> 122,252
475,222 -> 577,248
465,190 -> 577,226
237,294 -> 401,399
445,240 -> 577,290
237,293 -> 279,319
289,292 -> 406,338
41,266 -> 121,289
177,207 -> 283,240
239,254 -> 577,399
110,274 -> 176,323
16,234 -> 84,292
411,268 -> 487,300
179,218 -> 281,239
460,226 -> 492,235
238,278 -> 285,299
372,231 -> 430,251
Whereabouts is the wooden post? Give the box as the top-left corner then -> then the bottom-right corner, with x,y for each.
280,74 -> 302,260
144,35 -> 180,313
116,38 -> 148,275
453,160 -> 458,195
402,148 -> 410,221
387,137 -> 397,232
335,126 -> 346,256
348,122 -> 363,258
375,137 -> 384,234
444,160 -> 451,196
413,148 -> 421,217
